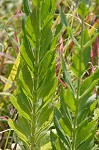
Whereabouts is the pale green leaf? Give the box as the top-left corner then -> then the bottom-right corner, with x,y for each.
40,142 -> 52,150
10,95 -> 31,121
80,69 -> 99,95
8,119 -> 29,146
62,57 -> 75,95
78,2 -> 89,19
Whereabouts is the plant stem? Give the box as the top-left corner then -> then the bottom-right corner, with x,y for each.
4,129 -> 11,150
77,18 -> 84,99
72,108 -> 77,150
31,6 -> 41,150
72,18 -> 84,150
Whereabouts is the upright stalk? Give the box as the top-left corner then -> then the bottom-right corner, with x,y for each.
31,6 -> 41,150
77,18 -> 84,99
72,18 -> 84,150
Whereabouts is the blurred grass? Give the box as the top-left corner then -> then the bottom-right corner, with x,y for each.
0,2 -> 22,148
0,0 -> 22,82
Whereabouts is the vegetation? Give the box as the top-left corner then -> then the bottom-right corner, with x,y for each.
0,0 -> 99,149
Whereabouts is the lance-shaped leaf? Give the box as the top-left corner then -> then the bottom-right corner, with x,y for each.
54,108 -> 71,149
23,0 -> 31,16
62,57 -> 75,95
76,120 -> 96,150
80,68 -> 99,95
10,95 -> 31,121
8,118 -> 30,147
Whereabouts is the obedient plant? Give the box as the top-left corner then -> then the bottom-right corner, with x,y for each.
50,1 -> 99,150
8,0 -> 58,149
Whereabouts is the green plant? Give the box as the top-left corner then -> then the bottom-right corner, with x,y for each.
8,0 -> 58,149
50,1 -> 99,150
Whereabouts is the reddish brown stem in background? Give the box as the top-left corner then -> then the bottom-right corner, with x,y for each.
0,116 -> 8,121
58,78 -> 67,88
13,32 -> 20,53
0,44 -> 11,75
90,36 -> 99,93
56,36 -> 67,88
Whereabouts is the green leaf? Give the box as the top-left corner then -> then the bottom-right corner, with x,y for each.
59,6 -> 69,26
8,119 -> 29,146
79,94 -> 96,111
10,95 -> 31,121
56,138 -> 67,150
80,69 -> 99,95
37,129 -> 52,148
70,52 -> 85,76
83,33 -> 99,50
54,108 -> 71,149
62,57 -> 75,95
77,118 -> 89,133
77,108 -> 89,124
37,103 -> 53,128
41,0 -> 56,28
59,118 -> 71,137
18,70 -> 32,98
78,1 -> 89,19
76,134 -> 95,150
21,65 -> 33,93
60,89 -> 73,123
82,28 -> 91,68
17,88 -> 31,113
21,19 -> 34,69
32,0 -> 37,6
17,116 -> 31,139
30,7 -> 40,42
20,42 -> 33,69
40,25 -> 52,60
78,94 -> 96,123
80,79 -> 98,100
40,142 -> 52,150
50,130 -> 57,150
71,34 -> 81,49
76,120 -> 96,148
39,50 -> 54,77
54,117 -> 71,149
32,0 -> 43,6
38,67 -> 56,99
60,91 -> 73,136
41,0 -> 51,26
25,16 -> 36,47
55,23 -> 62,36
23,0 -> 31,16
61,87 -> 76,112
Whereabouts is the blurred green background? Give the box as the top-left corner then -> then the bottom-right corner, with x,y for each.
0,1 -> 22,148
